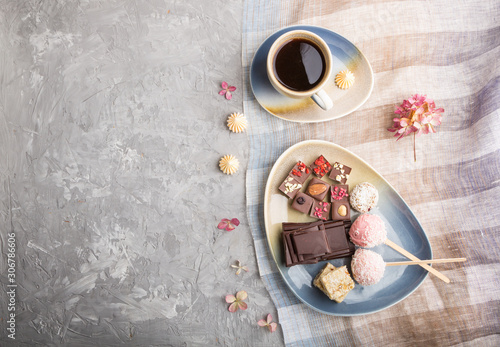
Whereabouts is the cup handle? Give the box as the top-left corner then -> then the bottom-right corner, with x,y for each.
311,90 -> 333,111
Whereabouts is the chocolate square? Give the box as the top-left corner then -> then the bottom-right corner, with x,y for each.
282,221 -> 322,266
323,221 -> 350,253
310,155 -> 332,178
320,220 -> 355,260
305,177 -> 330,201
330,184 -> 349,202
292,228 -> 330,256
278,175 -> 303,199
288,161 -> 312,184
310,201 -> 331,220
331,201 -> 350,221
329,162 -> 352,184
291,192 -> 314,214
282,221 -> 326,266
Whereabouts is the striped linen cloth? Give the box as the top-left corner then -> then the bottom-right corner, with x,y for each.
243,1 -> 500,346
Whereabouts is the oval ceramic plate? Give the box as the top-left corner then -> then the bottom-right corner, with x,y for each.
250,25 -> 374,123
264,140 -> 431,316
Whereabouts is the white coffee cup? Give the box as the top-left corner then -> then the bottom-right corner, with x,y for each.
267,30 -> 333,110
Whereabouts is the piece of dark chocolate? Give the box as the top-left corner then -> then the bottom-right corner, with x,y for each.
288,161 -> 312,184
293,222 -> 328,263
321,220 -> 355,260
283,233 -> 293,267
331,201 -> 350,220
329,162 -> 352,184
278,175 -> 303,199
291,192 -> 314,214
310,155 -> 332,178
310,201 -> 331,220
330,184 -> 349,202
282,221 -> 324,265
305,177 -> 330,201
292,228 -> 331,256
282,220 -> 353,267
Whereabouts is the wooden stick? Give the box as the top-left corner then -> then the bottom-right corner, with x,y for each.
386,258 -> 467,266
384,239 -> 451,283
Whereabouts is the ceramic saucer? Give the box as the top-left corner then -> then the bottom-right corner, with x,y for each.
250,25 -> 374,123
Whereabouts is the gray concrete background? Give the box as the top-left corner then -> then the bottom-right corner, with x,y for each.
0,1 -> 283,345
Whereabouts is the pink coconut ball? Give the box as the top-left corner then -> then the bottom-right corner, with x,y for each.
351,248 -> 385,285
349,213 -> 387,248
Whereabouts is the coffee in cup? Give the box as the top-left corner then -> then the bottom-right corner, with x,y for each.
267,30 -> 333,110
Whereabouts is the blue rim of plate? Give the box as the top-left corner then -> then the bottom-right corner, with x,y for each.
250,25 -> 374,123
263,140 -> 432,316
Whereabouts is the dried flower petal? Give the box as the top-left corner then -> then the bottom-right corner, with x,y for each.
238,301 -> 248,310
218,218 -> 240,231
258,314 -> 277,332
231,260 -> 249,275
219,81 -> 236,100
226,290 -> 248,312
257,319 -> 267,327
236,290 -> 247,301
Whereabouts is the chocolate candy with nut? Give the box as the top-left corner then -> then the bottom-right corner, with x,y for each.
329,162 -> 352,184
330,184 -> 350,220
305,177 -> 330,201
279,175 -> 302,199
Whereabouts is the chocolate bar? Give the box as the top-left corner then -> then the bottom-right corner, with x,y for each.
282,220 -> 354,267
282,221 -> 324,266
321,220 -> 355,260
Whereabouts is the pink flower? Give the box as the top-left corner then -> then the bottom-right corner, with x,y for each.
225,290 -> 248,312
217,218 -> 240,231
257,314 -> 278,332
219,81 -> 236,100
388,94 -> 444,161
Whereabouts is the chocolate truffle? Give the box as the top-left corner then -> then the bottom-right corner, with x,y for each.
350,182 -> 379,213
279,175 -> 302,199
329,162 -> 352,184
305,177 -> 330,201
291,192 -> 314,214
310,155 -> 332,178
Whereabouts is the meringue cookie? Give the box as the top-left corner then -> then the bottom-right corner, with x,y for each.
219,155 -> 239,175
227,112 -> 248,133
335,70 -> 355,89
